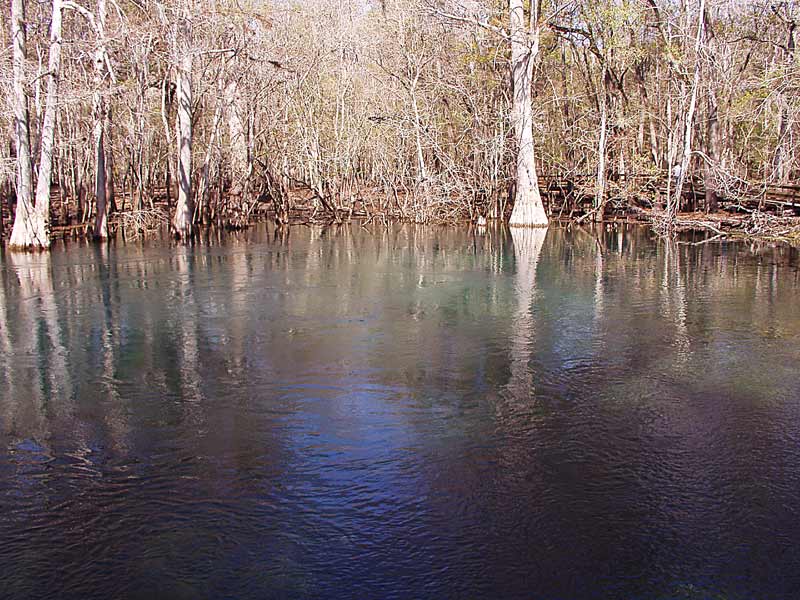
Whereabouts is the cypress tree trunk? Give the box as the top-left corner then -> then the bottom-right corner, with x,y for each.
172,14 -> 193,239
93,0 -> 109,239
7,0 -> 40,249
508,0 -> 548,228
31,0 -> 65,248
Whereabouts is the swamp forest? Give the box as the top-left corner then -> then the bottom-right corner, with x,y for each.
1,1 -> 800,599
0,0 -> 799,242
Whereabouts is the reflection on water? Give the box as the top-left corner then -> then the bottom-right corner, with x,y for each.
0,224 -> 799,599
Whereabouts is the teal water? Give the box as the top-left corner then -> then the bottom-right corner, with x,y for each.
0,224 -> 799,599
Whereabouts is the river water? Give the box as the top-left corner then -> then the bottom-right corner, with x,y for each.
0,224 -> 799,599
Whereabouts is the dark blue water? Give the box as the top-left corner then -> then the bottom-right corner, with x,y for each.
1,224 -> 799,599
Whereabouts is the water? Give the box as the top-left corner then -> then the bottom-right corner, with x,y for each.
1,224 -> 799,599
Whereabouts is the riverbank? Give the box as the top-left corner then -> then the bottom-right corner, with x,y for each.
5,187 -> 800,248
38,208 -> 800,248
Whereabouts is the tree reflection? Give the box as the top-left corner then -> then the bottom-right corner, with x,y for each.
507,227 -> 547,399
3,252 -> 71,440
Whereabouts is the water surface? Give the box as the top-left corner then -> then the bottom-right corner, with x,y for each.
1,224 -> 799,599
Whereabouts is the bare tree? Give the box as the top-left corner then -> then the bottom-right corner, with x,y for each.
32,0 -> 66,246
172,8 -> 193,239
92,0 -> 111,238
7,0 -> 39,249
671,0 -> 707,222
507,0 -> 548,227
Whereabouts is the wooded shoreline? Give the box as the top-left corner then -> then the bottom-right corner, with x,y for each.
2,177 -> 798,246
2,0 -> 798,250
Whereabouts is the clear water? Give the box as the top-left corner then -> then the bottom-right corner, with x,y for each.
1,224 -> 799,599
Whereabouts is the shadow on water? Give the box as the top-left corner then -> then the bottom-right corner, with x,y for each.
0,223 -> 799,599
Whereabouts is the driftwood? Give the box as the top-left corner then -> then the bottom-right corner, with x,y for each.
648,207 -> 800,244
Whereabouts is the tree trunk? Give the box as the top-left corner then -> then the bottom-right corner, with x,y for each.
507,0 -> 548,227
409,77 -> 427,183
93,114 -> 108,239
702,5 -> 719,212
172,15 -> 193,239
225,80 -> 248,199
93,0 -> 109,239
32,0 -> 65,248
704,93 -> 719,212
161,74 -> 173,212
671,0 -> 706,221
106,105 -> 116,213
198,100 -> 223,223
596,73 -> 608,216
773,102 -> 790,183
772,17 -> 795,182
8,0 -> 40,249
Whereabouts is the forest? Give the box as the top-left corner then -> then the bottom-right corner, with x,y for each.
1,0 -> 798,249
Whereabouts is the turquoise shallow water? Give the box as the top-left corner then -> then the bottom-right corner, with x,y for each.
0,223 -> 799,599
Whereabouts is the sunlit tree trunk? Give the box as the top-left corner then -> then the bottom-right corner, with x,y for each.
225,80 -> 248,198
32,0 -> 65,247
173,11 -> 193,239
93,0 -> 109,239
408,74 -> 427,183
699,4 -> 720,213
8,0 -> 40,249
508,0 -> 548,227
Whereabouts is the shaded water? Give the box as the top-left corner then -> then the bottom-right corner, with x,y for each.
1,224 -> 799,599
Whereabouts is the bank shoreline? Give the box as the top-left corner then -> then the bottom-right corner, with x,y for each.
7,201 -> 800,249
